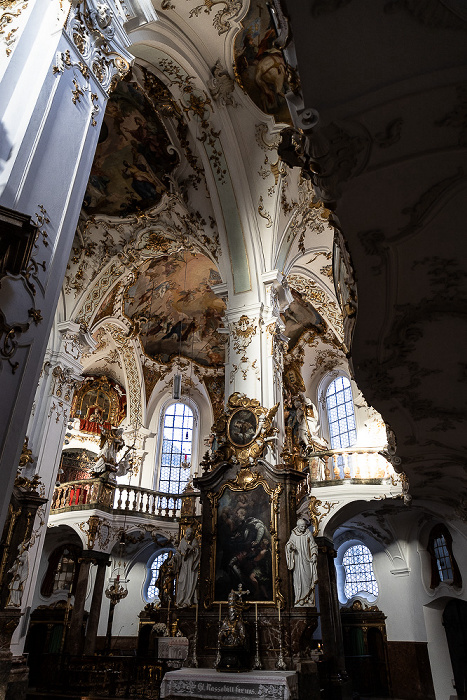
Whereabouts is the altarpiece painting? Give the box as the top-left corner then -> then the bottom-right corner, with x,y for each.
211,478 -> 280,604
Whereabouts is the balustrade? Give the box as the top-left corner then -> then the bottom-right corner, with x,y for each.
51,479 -> 198,520
308,447 -> 391,483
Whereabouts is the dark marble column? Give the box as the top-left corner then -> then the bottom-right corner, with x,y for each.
66,552 -> 94,655
83,552 -> 109,656
316,537 -> 352,700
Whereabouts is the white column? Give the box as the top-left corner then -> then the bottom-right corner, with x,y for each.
224,273 -> 291,465
0,0 -> 133,534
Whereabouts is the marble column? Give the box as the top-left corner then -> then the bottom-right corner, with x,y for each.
84,553 -> 109,655
66,552 -> 94,656
316,536 -> 352,700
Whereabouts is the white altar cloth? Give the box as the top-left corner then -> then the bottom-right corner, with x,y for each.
160,667 -> 299,700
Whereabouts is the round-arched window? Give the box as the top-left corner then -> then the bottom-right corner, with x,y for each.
158,402 -> 193,494
343,544 -> 379,599
325,376 -> 357,449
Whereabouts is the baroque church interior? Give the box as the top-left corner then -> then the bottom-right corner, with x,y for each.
0,0 -> 466,699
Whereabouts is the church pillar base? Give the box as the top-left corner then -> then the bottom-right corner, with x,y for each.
0,610 -> 22,698
5,655 -> 28,700
326,674 -> 353,700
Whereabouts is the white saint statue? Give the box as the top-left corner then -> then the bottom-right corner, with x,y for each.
285,518 -> 318,607
175,527 -> 200,608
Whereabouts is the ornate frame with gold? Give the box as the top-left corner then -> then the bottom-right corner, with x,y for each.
227,408 -> 258,447
205,467 -> 283,608
71,375 -> 126,426
209,393 -> 278,466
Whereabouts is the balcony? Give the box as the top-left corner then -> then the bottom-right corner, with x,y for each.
51,478 -> 199,520
307,447 -> 392,484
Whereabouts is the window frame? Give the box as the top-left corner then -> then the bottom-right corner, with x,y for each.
317,371 -> 359,449
427,524 -> 462,590
154,397 -> 199,494
342,543 -> 379,600
335,539 -> 380,605
143,547 -> 175,603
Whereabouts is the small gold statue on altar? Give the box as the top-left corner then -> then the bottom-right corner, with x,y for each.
217,584 -> 250,672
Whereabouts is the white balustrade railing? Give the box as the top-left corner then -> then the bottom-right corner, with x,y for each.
308,447 -> 391,482
51,479 -> 197,519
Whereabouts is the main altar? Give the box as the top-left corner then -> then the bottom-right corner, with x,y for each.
159,393 -> 321,700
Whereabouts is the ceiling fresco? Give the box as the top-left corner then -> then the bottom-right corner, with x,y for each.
124,252 -> 226,367
234,0 -> 292,124
282,288 -> 327,350
82,78 -> 178,217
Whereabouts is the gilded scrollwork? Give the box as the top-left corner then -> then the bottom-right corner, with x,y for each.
205,393 -> 279,468
187,0 -> 242,35
79,514 -> 112,550
52,365 -> 81,402
307,495 -> 338,536
258,195 -> 273,228
0,0 -> 28,57
63,0 -> 131,96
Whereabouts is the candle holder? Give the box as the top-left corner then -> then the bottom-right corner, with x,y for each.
214,603 -> 222,669
252,617 -> 262,670
189,610 -> 199,667
275,618 -> 287,671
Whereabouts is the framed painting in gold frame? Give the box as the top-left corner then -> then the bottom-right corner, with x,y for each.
207,469 -> 282,606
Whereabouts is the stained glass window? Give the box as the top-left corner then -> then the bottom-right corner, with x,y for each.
147,552 -> 169,600
343,544 -> 379,599
158,403 -> 193,495
326,376 -> 357,449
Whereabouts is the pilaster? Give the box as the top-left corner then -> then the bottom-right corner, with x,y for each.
0,0 -> 133,539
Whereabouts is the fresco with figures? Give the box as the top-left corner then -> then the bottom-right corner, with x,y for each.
124,252 -> 225,366
82,78 -> 178,217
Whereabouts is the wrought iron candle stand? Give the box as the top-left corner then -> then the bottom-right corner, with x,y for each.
275,614 -> 287,671
214,613 -> 222,668
189,604 -> 199,668
252,603 -> 262,670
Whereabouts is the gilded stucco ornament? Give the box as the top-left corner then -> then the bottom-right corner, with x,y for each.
63,0 -> 131,96
307,495 -> 338,537
204,393 -> 279,468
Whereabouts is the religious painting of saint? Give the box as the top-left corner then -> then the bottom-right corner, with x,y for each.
214,484 -> 273,603
228,409 -> 257,447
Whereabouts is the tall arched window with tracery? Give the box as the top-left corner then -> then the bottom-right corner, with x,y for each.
158,402 -> 194,494
325,375 -> 357,449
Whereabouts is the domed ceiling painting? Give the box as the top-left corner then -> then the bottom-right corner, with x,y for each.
124,252 -> 225,367
234,0 -> 292,124
82,78 -> 178,217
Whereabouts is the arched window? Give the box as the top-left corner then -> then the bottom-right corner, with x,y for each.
158,402 -> 193,494
325,376 -> 357,449
146,551 -> 170,600
427,524 -> 461,589
40,543 -> 82,597
343,544 -> 379,599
